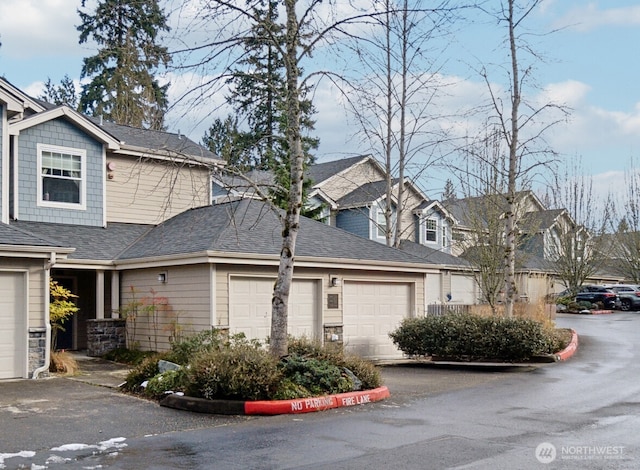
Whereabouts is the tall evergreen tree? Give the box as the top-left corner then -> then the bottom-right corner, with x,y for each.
222,0 -> 318,193
77,0 -> 170,130
40,75 -> 79,108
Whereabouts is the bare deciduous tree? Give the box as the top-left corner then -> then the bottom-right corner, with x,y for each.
544,161 -> 610,294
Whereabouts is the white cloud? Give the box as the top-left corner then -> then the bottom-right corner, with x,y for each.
0,0 -> 88,58
554,3 -> 640,32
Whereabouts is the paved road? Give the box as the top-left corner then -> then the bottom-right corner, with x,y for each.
2,312 -> 639,469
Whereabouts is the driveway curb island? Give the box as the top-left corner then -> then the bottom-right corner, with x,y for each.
160,386 -> 391,415
158,328 -> 579,416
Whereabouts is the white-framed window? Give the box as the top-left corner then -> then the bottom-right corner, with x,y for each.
442,225 -> 447,247
425,218 -> 437,242
376,208 -> 387,238
37,144 -> 87,210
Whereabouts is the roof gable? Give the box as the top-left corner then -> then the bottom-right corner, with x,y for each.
9,106 -> 121,150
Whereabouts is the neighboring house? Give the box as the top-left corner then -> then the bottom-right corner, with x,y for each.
442,191 -> 619,302
306,156 -> 456,253
2,79 -> 459,378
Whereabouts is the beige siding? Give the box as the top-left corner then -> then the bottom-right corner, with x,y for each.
106,155 -> 211,224
0,259 -> 48,327
397,190 -> 422,243
319,162 -> 386,202
120,265 -> 212,351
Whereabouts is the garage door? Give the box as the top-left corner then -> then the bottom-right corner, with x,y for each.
0,272 -> 26,379
229,277 -> 318,342
343,281 -> 412,360
451,274 -> 476,304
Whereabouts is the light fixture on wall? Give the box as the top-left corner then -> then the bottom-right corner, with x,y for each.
330,276 -> 341,287
157,271 -> 167,283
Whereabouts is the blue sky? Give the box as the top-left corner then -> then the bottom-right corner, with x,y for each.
0,0 -> 638,202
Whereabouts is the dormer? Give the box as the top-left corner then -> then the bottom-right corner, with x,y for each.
414,200 -> 456,254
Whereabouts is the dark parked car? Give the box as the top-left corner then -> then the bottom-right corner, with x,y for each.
604,284 -> 640,311
575,285 -> 620,309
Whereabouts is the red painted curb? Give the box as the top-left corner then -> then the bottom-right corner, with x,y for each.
243,386 -> 390,415
556,329 -> 578,361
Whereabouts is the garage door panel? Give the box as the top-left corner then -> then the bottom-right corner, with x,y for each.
344,281 -> 411,360
229,277 -> 317,342
0,272 -> 26,380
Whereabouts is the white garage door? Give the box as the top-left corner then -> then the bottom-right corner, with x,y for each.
450,274 -> 476,304
229,277 -> 318,342
0,272 -> 26,379
343,281 -> 412,360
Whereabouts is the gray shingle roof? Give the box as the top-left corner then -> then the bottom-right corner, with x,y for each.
337,179 -> 398,207
33,98 -> 220,162
96,120 -> 219,161
307,156 -> 370,186
520,209 -> 567,232
118,199 -> 427,266
0,222 -> 70,248
398,240 -> 471,267
11,221 -> 153,260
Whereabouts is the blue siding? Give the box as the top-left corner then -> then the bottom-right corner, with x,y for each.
17,119 -> 104,226
336,208 -> 370,239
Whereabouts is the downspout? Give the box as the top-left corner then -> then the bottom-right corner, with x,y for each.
32,252 -> 55,379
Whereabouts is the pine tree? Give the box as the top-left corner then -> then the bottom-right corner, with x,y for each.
223,0 -> 319,201
442,179 -> 456,201
40,75 -> 79,108
77,0 -> 170,130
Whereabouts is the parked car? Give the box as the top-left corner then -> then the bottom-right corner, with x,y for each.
575,285 -> 620,309
603,284 -> 640,311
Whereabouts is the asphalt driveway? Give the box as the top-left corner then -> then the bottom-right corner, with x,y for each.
0,355 -> 535,461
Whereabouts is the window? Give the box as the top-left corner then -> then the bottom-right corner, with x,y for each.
377,209 -> 387,238
38,144 -> 86,209
425,218 -> 437,242
442,225 -> 447,247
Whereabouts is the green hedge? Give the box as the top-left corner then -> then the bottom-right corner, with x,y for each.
389,313 -> 566,362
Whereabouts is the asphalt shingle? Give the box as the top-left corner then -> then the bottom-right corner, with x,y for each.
11,221 -> 153,260
118,199 -> 427,265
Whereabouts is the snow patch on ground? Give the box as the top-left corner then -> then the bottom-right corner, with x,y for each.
0,450 -> 36,468
51,437 -> 127,453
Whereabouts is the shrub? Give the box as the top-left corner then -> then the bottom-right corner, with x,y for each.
144,369 -> 189,399
102,347 -> 156,365
390,313 -> 564,362
165,328 -> 224,365
187,337 -> 282,400
288,336 -> 382,390
278,354 -> 353,397
49,350 -> 78,374
122,352 -> 168,392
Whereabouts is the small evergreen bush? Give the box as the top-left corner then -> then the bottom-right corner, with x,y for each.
278,355 -> 353,397
187,336 -> 282,400
390,313 -> 567,362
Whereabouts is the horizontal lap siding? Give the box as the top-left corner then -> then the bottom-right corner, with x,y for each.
120,265 -> 211,351
106,155 -> 211,224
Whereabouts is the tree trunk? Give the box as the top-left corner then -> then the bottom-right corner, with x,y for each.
503,0 -> 519,317
270,0 -> 304,358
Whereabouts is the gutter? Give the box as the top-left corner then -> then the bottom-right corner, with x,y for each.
32,252 -> 55,379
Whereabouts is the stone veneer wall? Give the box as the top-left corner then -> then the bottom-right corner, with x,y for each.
87,319 -> 126,357
28,328 -> 48,378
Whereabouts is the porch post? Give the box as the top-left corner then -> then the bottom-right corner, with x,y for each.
111,271 -> 120,318
96,270 -> 105,319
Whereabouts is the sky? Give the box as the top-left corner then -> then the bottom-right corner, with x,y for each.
0,0 -> 638,204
